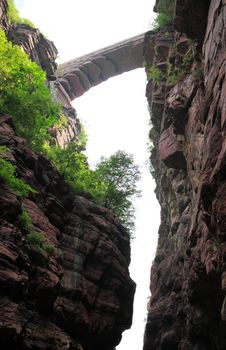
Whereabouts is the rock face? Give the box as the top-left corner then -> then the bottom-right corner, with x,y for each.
57,33 -> 145,99
144,1 -> 226,349
8,23 -> 58,80
0,0 -> 9,30
0,115 -> 135,350
5,18 -> 79,148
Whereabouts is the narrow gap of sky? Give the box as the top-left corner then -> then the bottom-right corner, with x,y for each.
16,1 -> 159,349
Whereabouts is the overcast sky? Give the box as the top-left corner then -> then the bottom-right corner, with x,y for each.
16,1 -> 160,349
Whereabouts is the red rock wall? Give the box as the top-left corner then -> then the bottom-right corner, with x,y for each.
0,116 -> 135,350
144,1 -> 226,349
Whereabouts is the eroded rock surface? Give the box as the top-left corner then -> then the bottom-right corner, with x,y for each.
0,0 -> 8,30
0,115 -> 135,350
144,1 -> 226,349
8,23 -> 58,80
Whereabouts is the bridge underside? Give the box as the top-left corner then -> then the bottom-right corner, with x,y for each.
56,33 -> 145,103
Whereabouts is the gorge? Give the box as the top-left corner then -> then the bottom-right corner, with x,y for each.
1,0 -> 226,350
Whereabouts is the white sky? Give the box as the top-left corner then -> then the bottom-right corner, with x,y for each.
16,1 -> 160,349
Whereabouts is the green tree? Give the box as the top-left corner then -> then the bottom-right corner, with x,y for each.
95,151 -> 141,232
0,29 -> 59,151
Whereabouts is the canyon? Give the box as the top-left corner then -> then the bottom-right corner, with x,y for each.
0,0 -> 226,349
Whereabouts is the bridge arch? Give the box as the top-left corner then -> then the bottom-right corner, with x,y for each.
55,33 -> 145,104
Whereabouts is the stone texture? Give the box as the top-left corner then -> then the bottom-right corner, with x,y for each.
0,115 -> 135,350
8,23 -> 58,79
0,0 -> 9,30
174,0 -> 210,45
144,0 -> 226,349
57,33 -> 145,99
159,127 -> 187,171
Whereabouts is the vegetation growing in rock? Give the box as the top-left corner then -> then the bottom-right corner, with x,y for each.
0,146 -> 36,197
167,50 -> 194,84
153,0 -> 176,29
147,65 -> 164,86
21,206 -> 32,229
26,232 -> 55,254
20,207 -> 55,254
0,29 -> 59,151
45,140 -> 141,233
6,0 -> 35,27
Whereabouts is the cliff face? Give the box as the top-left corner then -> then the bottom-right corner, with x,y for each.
144,1 -> 226,349
0,115 -> 135,350
0,4 -> 136,349
5,17 -> 79,148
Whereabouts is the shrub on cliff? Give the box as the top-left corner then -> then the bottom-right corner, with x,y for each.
0,29 -> 59,151
153,0 -> 175,29
6,0 -> 35,27
0,146 -> 36,197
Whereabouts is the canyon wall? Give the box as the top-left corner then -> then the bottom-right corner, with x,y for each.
144,0 -> 226,349
0,2 -> 135,349
0,115 -> 135,350
1,0 -> 226,349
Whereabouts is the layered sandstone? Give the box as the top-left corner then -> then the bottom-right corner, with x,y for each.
0,115 -> 135,350
144,1 -> 226,349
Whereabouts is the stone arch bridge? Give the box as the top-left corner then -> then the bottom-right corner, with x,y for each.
55,33 -> 146,106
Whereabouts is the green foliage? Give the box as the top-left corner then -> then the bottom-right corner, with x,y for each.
95,151 -> 141,232
153,0 -> 176,29
6,0 -> 35,27
20,18 -> 35,28
78,123 -> 88,150
181,51 -> 194,68
26,232 -> 43,245
44,141 -> 106,202
0,157 -> 36,197
45,141 -> 140,233
54,114 -> 68,131
6,0 -> 20,23
26,232 -> 44,253
0,29 -> 59,151
21,206 -> 32,229
43,244 -> 55,254
21,208 -> 55,254
167,50 -> 194,84
147,65 -> 163,86
26,232 -> 55,254
0,146 -> 9,154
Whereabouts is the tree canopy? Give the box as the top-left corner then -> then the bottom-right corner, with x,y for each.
95,151 -> 141,232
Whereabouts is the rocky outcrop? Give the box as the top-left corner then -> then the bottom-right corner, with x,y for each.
57,33 -> 145,99
0,115 -> 135,350
8,23 -> 58,80
144,1 -> 226,349
1,0 -> 79,148
174,0 -> 210,45
0,0 -> 8,30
